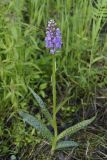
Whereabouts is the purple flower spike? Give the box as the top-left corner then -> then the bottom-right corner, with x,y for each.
45,19 -> 62,54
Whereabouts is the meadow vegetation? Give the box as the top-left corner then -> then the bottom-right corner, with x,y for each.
0,0 -> 107,159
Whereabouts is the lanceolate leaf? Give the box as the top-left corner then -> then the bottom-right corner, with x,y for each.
57,116 -> 96,141
28,87 -> 52,124
56,141 -> 78,150
19,111 -> 53,142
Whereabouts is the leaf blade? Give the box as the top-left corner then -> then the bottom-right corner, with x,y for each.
57,116 -> 96,141
28,87 -> 52,124
56,141 -> 78,150
19,111 -> 53,142
56,96 -> 72,113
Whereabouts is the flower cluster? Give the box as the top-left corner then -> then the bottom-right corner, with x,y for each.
45,19 -> 62,54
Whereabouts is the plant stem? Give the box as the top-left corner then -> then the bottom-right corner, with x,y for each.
52,54 -> 57,152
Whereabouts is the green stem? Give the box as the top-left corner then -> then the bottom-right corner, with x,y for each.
52,54 -> 57,152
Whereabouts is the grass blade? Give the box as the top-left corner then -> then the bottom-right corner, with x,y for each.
56,96 -> 72,113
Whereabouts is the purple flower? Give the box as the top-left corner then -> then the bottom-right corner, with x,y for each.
45,19 -> 62,54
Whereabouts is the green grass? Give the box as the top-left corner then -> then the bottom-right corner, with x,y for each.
0,0 -> 107,159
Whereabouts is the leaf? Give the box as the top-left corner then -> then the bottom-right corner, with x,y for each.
19,111 -> 53,142
28,87 -> 52,124
56,96 -> 72,113
56,140 -> 79,150
92,56 -> 104,64
10,25 -> 18,40
57,116 -> 96,140
39,83 -> 47,90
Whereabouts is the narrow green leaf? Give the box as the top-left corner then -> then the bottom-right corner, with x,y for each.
56,96 -> 72,113
56,140 -> 78,150
19,111 -> 53,142
28,87 -> 52,124
92,56 -> 104,64
57,116 -> 96,140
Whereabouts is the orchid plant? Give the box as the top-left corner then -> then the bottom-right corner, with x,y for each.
19,20 -> 95,154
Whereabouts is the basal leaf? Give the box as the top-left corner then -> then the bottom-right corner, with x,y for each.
56,140 -> 78,150
19,111 -> 53,142
28,87 -> 52,124
57,116 -> 96,140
